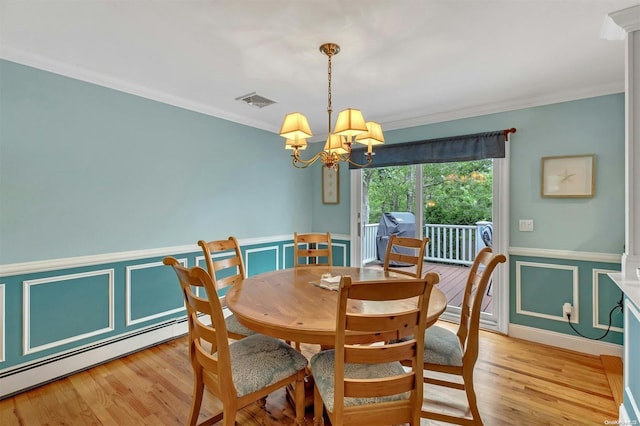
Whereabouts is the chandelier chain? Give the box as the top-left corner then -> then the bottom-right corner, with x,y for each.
327,52 -> 333,134
279,42 -> 382,170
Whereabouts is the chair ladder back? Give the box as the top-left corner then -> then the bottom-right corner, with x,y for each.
458,247 -> 507,358
166,257 -> 308,425
198,237 -> 246,302
383,235 -> 430,278
293,232 -> 333,267
325,273 -> 438,424
164,258 -> 236,397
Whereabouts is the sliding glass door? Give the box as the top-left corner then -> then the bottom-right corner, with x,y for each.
351,152 -> 509,333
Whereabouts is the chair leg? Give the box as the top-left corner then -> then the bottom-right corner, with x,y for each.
313,384 -> 324,426
463,370 -> 483,425
294,374 -> 305,425
223,411 -> 237,426
187,372 -> 205,426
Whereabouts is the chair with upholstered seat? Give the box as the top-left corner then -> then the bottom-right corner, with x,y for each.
198,237 -> 255,340
383,234 -> 430,278
418,247 -> 506,425
163,257 -> 308,426
293,232 -> 333,267
310,272 -> 440,426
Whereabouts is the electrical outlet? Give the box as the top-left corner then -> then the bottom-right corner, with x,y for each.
563,302 -> 572,319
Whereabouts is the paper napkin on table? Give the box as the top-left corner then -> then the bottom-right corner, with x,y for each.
321,275 -> 341,285
311,275 -> 342,291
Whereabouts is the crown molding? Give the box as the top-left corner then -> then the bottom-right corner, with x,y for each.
609,4 -> 640,33
382,83 -> 624,131
0,45 -> 279,134
2,44 -> 625,137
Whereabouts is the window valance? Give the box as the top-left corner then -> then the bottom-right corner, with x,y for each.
349,129 -> 513,169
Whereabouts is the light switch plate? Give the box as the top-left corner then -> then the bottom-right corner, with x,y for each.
519,219 -> 534,232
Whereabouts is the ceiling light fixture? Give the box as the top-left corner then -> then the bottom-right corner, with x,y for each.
279,43 -> 384,169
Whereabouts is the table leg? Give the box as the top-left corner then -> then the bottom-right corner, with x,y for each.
285,371 -> 314,411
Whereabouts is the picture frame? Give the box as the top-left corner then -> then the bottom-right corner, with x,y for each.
541,154 -> 595,198
322,165 -> 339,204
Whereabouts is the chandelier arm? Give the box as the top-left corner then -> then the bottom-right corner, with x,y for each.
292,149 -> 327,168
346,153 -> 374,168
281,43 -> 383,170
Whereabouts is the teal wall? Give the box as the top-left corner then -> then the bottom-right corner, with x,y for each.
0,236 -> 349,371
0,60 -> 634,404
0,60 -> 313,263
314,94 -> 626,349
317,94 -> 626,254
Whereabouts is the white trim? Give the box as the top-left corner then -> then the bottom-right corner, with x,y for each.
624,301 -> 640,421
609,4 -> 640,33
245,245 -> 279,274
0,284 -> 4,362
493,147 -> 510,334
125,259 -> 186,326
0,244 -> 197,277
23,269 -> 115,355
593,268 -> 624,333
334,242 -> 348,266
350,169 -> 363,268
0,45 -> 624,145
0,46 -> 279,134
282,243 -> 293,270
508,323 -> 623,357
0,234 -> 352,277
509,247 -> 622,263
0,318 -> 188,399
619,403 -> 631,425
383,84 -> 624,132
515,261 -> 579,323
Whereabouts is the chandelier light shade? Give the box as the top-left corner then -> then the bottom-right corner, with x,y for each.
333,108 -> 368,138
323,134 -> 350,155
280,43 -> 384,169
355,121 -> 385,152
279,112 -> 313,140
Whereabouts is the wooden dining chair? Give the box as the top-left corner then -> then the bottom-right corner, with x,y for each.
197,237 -> 256,340
293,232 -> 333,268
163,257 -> 308,426
419,247 -> 506,425
383,234 -> 430,278
310,272 -> 440,426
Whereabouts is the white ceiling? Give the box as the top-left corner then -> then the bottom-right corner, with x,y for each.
1,0 -> 638,142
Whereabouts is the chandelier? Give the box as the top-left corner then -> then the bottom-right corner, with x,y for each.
279,43 -> 384,169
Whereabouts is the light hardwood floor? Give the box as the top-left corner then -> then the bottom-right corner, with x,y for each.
0,321 -> 620,425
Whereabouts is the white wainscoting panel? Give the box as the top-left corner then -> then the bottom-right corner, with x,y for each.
515,261 -> 579,323
245,245 -> 279,274
0,284 -> 4,362
125,259 -> 186,326
593,268 -> 624,333
23,269 -> 115,355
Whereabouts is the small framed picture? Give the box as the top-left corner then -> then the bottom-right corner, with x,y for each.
322,165 -> 339,204
541,154 -> 595,198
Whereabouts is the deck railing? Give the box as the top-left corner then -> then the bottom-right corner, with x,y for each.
362,221 -> 492,266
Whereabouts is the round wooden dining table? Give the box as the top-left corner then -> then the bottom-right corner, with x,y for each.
226,266 -> 447,347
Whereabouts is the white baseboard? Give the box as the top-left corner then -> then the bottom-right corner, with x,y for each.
508,323 -> 623,357
619,403 -> 630,423
0,319 -> 188,399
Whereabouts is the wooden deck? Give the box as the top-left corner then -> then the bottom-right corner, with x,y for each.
366,261 -> 492,313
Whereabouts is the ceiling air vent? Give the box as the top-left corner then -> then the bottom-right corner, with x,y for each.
235,92 -> 276,108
